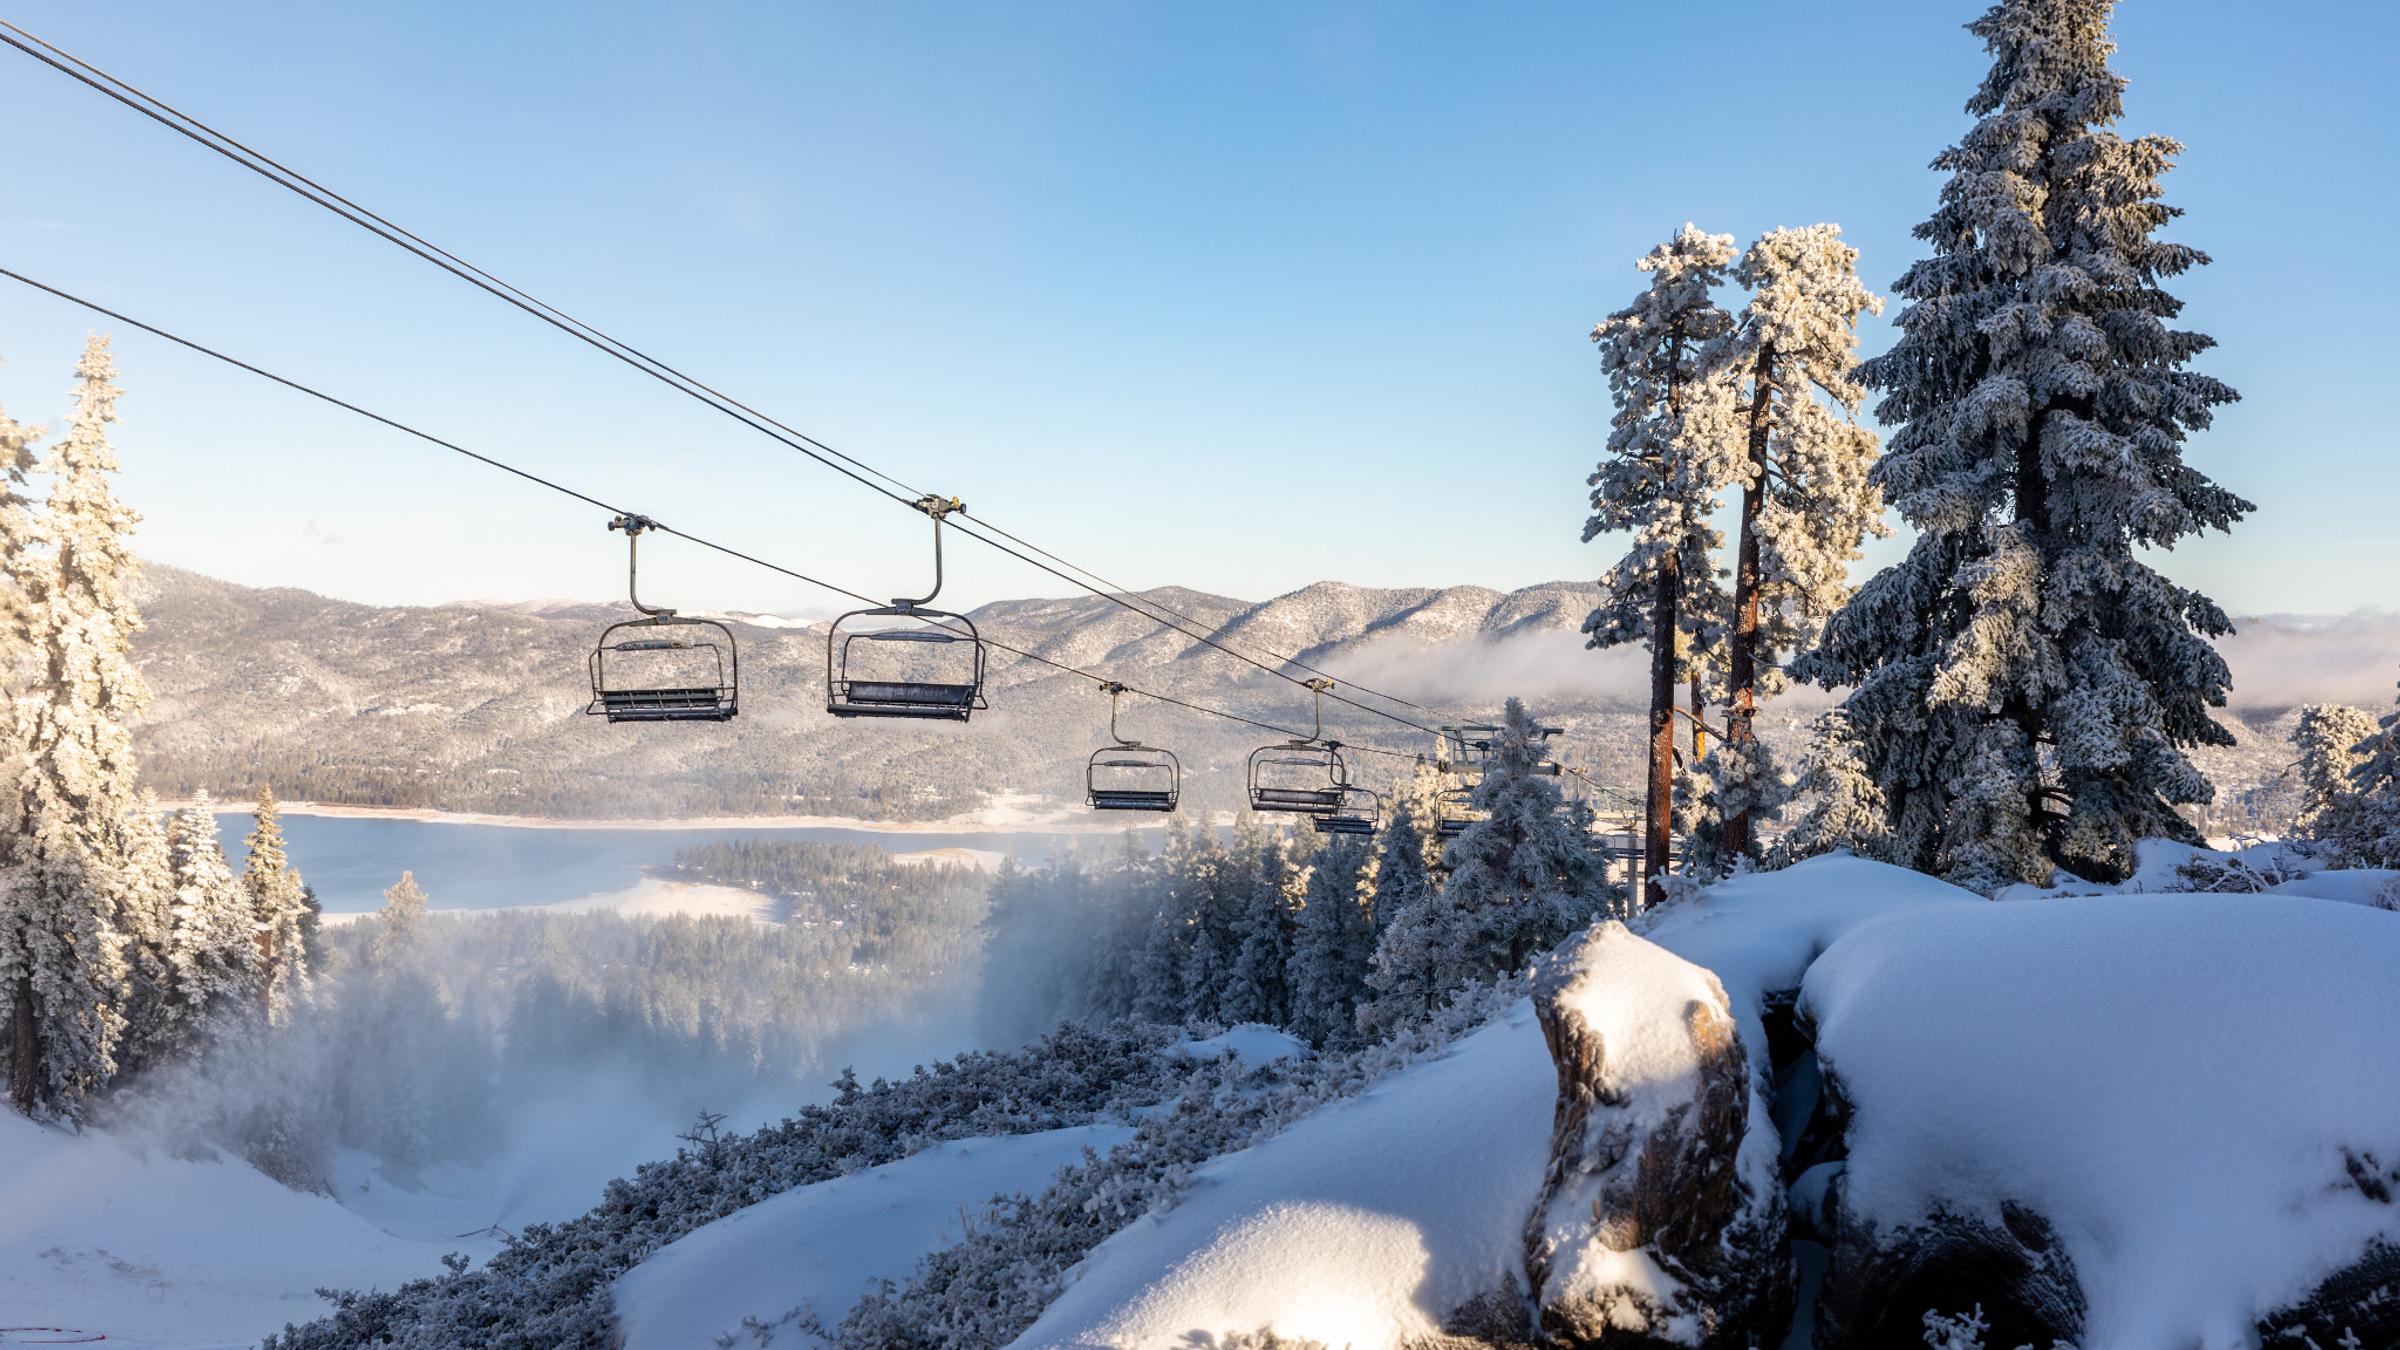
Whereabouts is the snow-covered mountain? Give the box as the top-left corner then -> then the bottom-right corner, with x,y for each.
127,566 -> 2309,831
126,567 -> 1642,820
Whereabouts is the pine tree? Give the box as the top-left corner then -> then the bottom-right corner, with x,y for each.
2291,704 -> 2376,845
243,786 -> 311,1023
1793,0 -> 2251,889
1286,835 -> 1375,1048
1372,781 -> 1436,941
1585,225 -> 1740,906
1220,833 -> 1296,1028
113,793 -> 177,1074
1769,711 -> 1892,867
1362,700 -> 1619,1038
2328,682 -> 2400,870
4,336 -> 150,1117
371,871 -> 429,965
159,792 -> 260,1049
1717,225 -> 1886,858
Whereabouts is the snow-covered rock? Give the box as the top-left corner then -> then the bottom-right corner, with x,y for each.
1525,922 -> 1786,1346
1803,893 -> 2400,1347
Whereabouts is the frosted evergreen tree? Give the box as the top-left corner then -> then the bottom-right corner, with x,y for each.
243,786 -> 311,1023
1286,836 -> 1374,1048
113,793 -> 177,1074
1793,0 -> 2251,889
1220,833 -> 1297,1028
165,793 -> 259,1030
1716,224 -> 1886,858
1769,711 -> 1893,867
1372,781 -> 1435,941
5,337 -> 149,1116
0,366 -> 39,656
2328,682 -> 2400,870
2291,703 -> 2376,845
1362,699 -> 1617,1037
370,871 -> 429,966
1585,225 -> 1740,905
1177,818 -> 1246,1025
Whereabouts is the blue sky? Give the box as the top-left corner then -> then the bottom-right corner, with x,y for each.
0,1 -> 2390,615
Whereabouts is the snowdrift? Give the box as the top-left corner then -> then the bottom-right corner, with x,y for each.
0,1112 -> 451,1349
1805,892 -> 2400,1346
615,1123 -> 1135,1349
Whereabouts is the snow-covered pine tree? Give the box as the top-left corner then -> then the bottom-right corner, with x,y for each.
1585,225 -> 1740,906
370,871 -> 429,965
1716,224 -> 1886,859
1127,819 -> 1197,1026
0,363 -> 38,653
2328,682 -> 2400,870
1371,779 -> 1435,941
1769,711 -> 1892,867
1177,816 -> 1247,1025
1220,833 -> 1297,1028
243,786 -> 311,1023
2291,703 -> 2377,846
4,336 -> 151,1116
1285,835 -> 1375,1049
1361,699 -> 1618,1038
162,792 -> 260,1041
113,792 -> 177,1075
1792,0 -> 2251,889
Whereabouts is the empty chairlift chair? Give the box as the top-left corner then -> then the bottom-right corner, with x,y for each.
1435,784 -> 1481,838
1087,682 -> 1180,812
827,495 -> 990,721
1247,678 -> 1350,815
1313,784 -> 1381,836
586,515 -> 739,723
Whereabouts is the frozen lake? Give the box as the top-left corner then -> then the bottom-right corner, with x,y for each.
207,813 -> 1112,913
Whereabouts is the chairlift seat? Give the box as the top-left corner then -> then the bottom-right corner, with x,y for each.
1314,813 -> 1376,835
587,615 -> 738,724
827,606 -> 989,723
827,680 -> 982,719
1091,789 -> 1177,812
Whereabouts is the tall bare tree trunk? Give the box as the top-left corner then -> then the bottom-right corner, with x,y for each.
1688,672 -> 1708,761
1645,557 -> 1678,909
1722,345 -> 1776,859
10,973 -> 38,1116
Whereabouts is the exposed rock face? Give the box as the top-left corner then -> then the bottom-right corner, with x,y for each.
1814,1198 -> 2084,1350
1522,922 -> 1787,1346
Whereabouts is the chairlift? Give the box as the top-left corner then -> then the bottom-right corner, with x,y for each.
1435,784 -> 1481,839
827,495 -> 990,721
1248,678 -> 1348,815
1313,784 -> 1382,836
1088,682 -> 1180,812
586,515 -> 738,723
1438,723 -> 1498,778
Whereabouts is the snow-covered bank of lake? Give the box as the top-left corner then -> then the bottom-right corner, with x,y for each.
205,813 -> 1102,913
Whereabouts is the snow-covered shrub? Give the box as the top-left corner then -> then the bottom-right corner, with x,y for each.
260,1023 -> 1190,1349
831,977 -> 1530,1347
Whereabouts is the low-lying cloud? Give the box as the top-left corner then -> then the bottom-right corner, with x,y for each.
1319,611 -> 2400,719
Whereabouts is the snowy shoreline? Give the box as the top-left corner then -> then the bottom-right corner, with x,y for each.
159,794 -> 1164,836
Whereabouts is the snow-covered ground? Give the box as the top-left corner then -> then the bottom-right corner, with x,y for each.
1015,1003 -> 1557,1348
0,1113 -> 456,1349
613,1124 -> 1135,1349
1004,854 -> 2400,1348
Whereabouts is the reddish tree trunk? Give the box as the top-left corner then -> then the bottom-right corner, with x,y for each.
1722,344 -> 1776,860
10,973 -> 38,1116
1646,555 -> 1679,909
